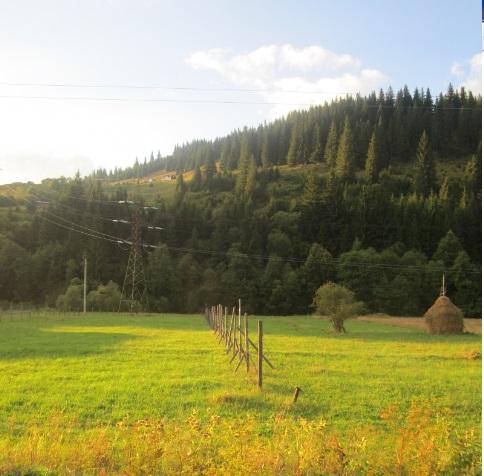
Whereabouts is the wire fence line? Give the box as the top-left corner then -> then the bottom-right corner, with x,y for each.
205,300 -> 274,389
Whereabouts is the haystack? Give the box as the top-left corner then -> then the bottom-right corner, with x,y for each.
424,295 -> 464,335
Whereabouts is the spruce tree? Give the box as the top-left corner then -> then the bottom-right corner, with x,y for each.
414,130 -> 436,197
365,131 -> 379,183
191,165 -> 202,191
244,155 -> 257,198
464,154 -> 481,200
301,170 -> 323,209
309,124 -> 324,163
438,175 -> 450,203
204,155 -> 216,181
324,120 -> 338,167
261,130 -> 271,168
335,117 -> 356,181
287,120 -> 304,166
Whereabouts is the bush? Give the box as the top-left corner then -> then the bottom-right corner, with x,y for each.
56,278 -> 83,312
87,281 -> 121,312
312,282 -> 365,333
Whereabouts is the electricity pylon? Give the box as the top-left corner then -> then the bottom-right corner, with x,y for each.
119,205 -> 149,312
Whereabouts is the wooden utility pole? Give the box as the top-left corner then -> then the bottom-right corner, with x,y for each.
83,254 -> 87,314
258,320 -> 263,389
244,313 -> 249,372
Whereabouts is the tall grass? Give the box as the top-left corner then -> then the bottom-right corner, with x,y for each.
1,403 -> 480,475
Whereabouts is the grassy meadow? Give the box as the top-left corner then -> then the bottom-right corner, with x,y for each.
0,312 -> 481,475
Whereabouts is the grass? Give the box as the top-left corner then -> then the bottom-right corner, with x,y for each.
0,312 -> 481,474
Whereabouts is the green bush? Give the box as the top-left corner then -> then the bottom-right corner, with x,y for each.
312,282 -> 365,333
87,281 -> 121,312
56,278 -> 83,312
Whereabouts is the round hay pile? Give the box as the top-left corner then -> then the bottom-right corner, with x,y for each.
424,295 -> 464,335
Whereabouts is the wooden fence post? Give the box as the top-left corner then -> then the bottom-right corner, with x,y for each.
258,320 -> 263,389
238,299 -> 242,359
244,313 -> 249,372
224,307 -> 228,344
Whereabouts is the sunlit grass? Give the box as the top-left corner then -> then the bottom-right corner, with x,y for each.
0,312 -> 480,474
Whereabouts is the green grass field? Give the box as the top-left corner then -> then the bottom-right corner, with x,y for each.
0,312 -> 481,474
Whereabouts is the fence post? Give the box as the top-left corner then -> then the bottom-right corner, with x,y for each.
224,307 -> 228,344
245,313 -> 249,372
238,299 -> 242,359
258,320 -> 263,389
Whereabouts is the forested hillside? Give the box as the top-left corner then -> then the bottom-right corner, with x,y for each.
0,85 -> 481,316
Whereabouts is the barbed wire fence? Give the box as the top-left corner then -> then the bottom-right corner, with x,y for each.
205,300 -> 274,388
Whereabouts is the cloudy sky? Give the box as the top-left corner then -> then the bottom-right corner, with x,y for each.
0,0 -> 481,184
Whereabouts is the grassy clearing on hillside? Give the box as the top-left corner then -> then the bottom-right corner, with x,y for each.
0,312 -> 481,474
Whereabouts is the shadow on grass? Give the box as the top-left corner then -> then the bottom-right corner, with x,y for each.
0,327 -> 142,360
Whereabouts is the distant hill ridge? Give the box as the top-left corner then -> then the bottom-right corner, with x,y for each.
88,84 -> 481,183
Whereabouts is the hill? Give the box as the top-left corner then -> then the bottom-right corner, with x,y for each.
0,85 -> 481,316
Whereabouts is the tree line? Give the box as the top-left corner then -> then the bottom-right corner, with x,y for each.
0,85 -> 481,316
91,84 -> 481,183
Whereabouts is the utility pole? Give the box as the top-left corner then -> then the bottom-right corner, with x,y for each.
83,254 -> 87,313
119,204 -> 148,312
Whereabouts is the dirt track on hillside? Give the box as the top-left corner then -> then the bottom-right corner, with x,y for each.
358,315 -> 482,335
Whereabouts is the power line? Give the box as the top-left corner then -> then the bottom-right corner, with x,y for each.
3,186 -> 130,245
0,81 -> 474,102
1,185 -> 480,275
0,94 -> 475,110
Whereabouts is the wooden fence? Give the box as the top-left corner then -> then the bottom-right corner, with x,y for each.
205,300 -> 274,388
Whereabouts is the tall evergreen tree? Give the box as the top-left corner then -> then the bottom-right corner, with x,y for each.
414,130 -> 436,197
365,131 -> 379,183
287,119 -> 305,165
204,155 -> 216,181
324,120 -> 338,167
191,165 -> 202,192
335,117 -> 356,181
244,155 -> 257,198
309,124 -> 324,163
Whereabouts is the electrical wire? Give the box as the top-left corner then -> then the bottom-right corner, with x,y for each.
0,81 -> 474,101
1,186 -> 480,275
0,94 -> 475,110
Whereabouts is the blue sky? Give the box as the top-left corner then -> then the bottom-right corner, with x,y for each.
0,0 -> 481,183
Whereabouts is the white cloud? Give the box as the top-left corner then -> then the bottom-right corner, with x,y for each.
450,53 -> 481,94
0,153 -> 93,184
186,44 -> 388,118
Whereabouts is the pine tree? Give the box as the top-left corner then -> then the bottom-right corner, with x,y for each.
414,130 -> 436,197
324,120 -> 338,167
301,170 -> 323,209
309,124 -> 324,163
287,120 -> 304,166
438,175 -> 450,203
244,155 -> 257,198
191,165 -> 202,191
204,155 -> 216,181
365,131 -> 379,183
261,130 -> 271,168
238,131 -> 251,170
464,154 -> 481,200
432,230 -> 463,267
301,243 -> 335,304
335,117 -> 356,181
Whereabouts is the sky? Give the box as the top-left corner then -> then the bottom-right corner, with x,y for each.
0,0 -> 481,184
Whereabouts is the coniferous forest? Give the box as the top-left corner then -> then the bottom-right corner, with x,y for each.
0,85 -> 481,316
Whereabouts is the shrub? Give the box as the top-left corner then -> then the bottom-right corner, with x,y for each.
56,278 -> 83,312
312,282 -> 365,333
87,281 -> 121,312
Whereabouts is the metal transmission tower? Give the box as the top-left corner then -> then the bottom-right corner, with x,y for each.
119,204 -> 149,312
